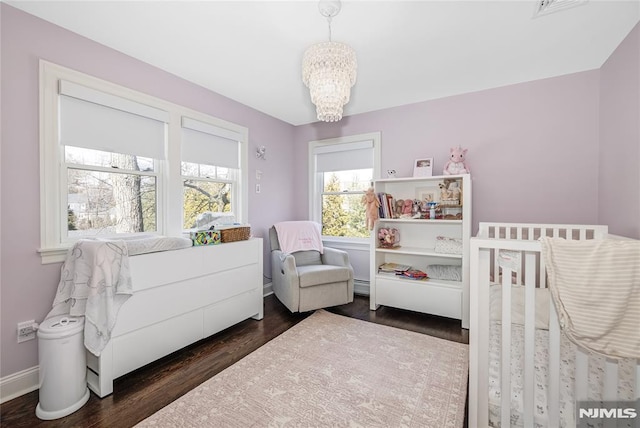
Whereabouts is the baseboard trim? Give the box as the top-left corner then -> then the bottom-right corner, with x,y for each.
354,280 -> 370,296
0,366 -> 39,404
263,282 -> 273,297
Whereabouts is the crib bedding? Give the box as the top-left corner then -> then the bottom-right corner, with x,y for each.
487,321 -> 636,428
98,235 -> 192,256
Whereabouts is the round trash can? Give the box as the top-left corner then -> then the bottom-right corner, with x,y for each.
35,315 -> 90,420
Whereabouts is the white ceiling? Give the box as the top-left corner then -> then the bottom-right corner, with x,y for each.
7,0 -> 640,125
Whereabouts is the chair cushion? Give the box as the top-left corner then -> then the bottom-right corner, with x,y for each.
293,250 -> 322,266
297,264 -> 351,288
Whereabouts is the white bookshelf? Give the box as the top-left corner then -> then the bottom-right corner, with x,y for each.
369,174 -> 471,328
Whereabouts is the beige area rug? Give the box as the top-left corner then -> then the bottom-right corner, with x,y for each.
136,310 -> 469,428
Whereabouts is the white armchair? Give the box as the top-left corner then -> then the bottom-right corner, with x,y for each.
269,226 -> 354,312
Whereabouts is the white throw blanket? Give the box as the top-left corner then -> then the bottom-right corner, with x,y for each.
540,237 -> 640,359
274,221 -> 323,254
47,240 -> 133,356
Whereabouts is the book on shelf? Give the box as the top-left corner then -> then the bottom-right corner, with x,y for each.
376,192 -> 396,219
378,262 -> 411,273
399,269 -> 428,280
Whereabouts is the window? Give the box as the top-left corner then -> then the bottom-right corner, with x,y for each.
65,147 -> 158,238
39,61 -> 248,263
58,79 -> 167,239
309,133 -> 381,239
181,117 -> 242,229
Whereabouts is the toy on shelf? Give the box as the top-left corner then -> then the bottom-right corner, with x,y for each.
378,227 -> 400,249
362,187 -> 380,231
440,178 -> 462,206
443,146 -> 470,175
400,199 -> 414,218
428,202 -> 438,219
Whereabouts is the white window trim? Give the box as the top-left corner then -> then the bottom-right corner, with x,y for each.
308,132 -> 381,241
38,60 -> 248,264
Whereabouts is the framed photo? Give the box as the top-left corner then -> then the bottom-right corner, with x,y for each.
413,158 -> 433,177
416,187 -> 436,203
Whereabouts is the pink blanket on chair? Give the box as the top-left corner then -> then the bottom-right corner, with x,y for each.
274,221 -> 324,254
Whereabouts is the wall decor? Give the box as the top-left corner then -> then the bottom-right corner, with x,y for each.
413,158 -> 433,177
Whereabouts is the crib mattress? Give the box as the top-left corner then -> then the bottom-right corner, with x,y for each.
487,321 -> 636,428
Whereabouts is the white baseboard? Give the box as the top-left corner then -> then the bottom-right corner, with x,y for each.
354,279 -> 370,296
0,366 -> 39,404
263,282 -> 273,297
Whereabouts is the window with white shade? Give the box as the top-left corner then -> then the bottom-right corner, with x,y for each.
181,117 -> 241,229
39,61 -> 248,263
59,80 -> 167,239
309,133 -> 381,239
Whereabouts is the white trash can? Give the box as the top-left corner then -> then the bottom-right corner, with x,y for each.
36,316 -> 90,420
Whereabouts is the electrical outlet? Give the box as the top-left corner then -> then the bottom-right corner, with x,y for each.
17,320 -> 36,343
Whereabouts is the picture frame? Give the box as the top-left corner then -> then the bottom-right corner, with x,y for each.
413,157 -> 433,177
415,187 -> 436,203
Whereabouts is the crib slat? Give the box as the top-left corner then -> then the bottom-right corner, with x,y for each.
501,270 -> 512,428
603,359 -> 618,401
523,252 -> 536,427
636,362 -> 640,400
603,360 -> 619,428
575,350 -> 589,402
469,243 -> 491,428
548,301 -> 561,426
580,228 -> 587,240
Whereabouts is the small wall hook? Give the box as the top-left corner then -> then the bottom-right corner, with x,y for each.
256,146 -> 266,160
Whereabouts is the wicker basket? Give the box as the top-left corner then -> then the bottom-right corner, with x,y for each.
220,226 -> 251,243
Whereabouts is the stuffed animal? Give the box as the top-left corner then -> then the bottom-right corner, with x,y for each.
401,199 -> 413,216
443,146 -> 470,175
447,180 -> 462,203
395,199 -> 404,218
362,187 -> 380,230
439,182 -> 451,200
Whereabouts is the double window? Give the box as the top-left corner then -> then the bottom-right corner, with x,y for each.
309,133 -> 381,239
39,61 -> 247,263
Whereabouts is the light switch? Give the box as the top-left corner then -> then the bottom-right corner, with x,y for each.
255,184 -> 261,193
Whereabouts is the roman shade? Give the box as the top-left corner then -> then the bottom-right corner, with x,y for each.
59,80 -> 169,159
181,117 -> 241,169
314,140 -> 373,172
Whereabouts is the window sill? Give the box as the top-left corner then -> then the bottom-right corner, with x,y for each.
38,246 -> 72,264
322,236 -> 370,251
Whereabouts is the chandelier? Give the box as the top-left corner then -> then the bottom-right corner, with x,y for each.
302,0 -> 357,122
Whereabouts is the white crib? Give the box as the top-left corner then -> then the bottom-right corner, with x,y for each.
469,222 -> 640,428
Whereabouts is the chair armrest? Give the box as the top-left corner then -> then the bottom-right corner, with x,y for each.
273,249 -> 297,273
321,247 -> 350,267
271,249 -> 300,312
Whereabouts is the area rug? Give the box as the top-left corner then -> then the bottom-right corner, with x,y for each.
136,310 -> 469,428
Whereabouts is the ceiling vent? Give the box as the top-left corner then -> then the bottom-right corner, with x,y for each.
534,0 -> 588,17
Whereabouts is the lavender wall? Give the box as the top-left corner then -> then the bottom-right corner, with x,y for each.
599,23 -> 640,239
294,71 -> 602,231
0,4 -> 295,377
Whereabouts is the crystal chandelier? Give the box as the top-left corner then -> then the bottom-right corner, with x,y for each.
302,0 -> 357,122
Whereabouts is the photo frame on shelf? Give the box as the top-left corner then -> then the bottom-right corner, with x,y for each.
413,158 -> 433,177
415,187 -> 436,203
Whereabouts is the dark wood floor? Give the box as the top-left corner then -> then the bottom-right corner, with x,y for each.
0,294 -> 469,428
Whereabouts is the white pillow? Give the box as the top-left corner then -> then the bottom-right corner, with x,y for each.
489,284 -> 550,330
